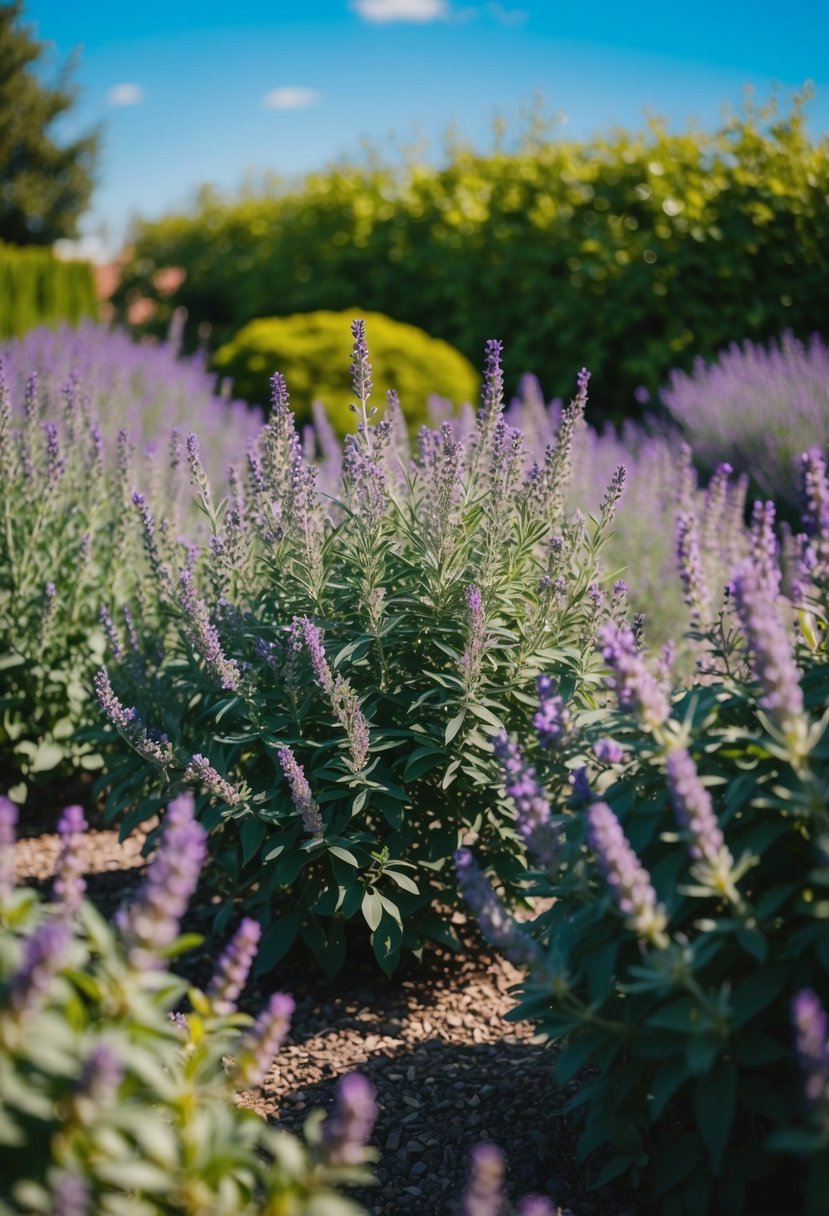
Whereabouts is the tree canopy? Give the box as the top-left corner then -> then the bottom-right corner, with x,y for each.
0,1 -> 99,245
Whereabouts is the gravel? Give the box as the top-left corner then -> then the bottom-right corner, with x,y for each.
13,816 -> 637,1216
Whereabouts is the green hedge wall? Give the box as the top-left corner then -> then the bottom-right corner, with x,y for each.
0,243 -> 98,338
113,94 -> 829,420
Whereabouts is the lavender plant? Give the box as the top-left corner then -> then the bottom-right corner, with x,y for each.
457,494 -> 829,1213
0,792 -> 376,1215
661,330 -> 829,516
0,324 -> 261,797
94,326 -> 631,974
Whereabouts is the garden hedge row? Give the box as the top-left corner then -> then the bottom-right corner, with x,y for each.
0,242 -> 98,338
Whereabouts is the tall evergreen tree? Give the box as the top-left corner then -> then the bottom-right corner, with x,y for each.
0,1 -> 99,245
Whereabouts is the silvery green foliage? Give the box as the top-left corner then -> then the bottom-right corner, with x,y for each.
458,513 -> 829,1214
661,330 -> 829,514
0,793 -> 375,1216
95,328 -> 630,975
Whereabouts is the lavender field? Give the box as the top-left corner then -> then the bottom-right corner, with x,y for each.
2,315 -> 829,1216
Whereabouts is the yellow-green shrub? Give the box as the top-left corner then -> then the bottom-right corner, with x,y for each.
212,308 -> 479,433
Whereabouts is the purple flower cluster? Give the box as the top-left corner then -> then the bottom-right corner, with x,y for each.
594,738 -> 625,765
321,1073 -> 378,1166
94,667 -> 137,732
586,801 -> 667,945
462,1142 -> 504,1216
493,732 -> 558,868
455,848 -> 543,968
184,753 -> 241,808
208,917 -> 262,1014
296,616 -> 334,694
458,584 -> 490,687
331,675 -> 371,772
10,919 -> 72,1015
94,668 -> 175,769
599,622 -> 671,733
53,805 -> 87,913
178,569 -> 241,691
277,746 -> 323,833
533,674 -> 570,747
115,794 -> 207,970
665,748 -> 732,871
675,508 -> 711,624
792,989 -> 829,1130
237,991 -> 295,1088
350,318 -> 373,408
51,1172 -> 90,1216
0,795 -> 17,902
77,1042 -> 123,1105
749,499 -> 781,594
731,558 -> 805,750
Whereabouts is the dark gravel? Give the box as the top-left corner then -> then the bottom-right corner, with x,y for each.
13,816 -> 637,1216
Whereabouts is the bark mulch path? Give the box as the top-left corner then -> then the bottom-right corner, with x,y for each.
14,818 -> 636,1216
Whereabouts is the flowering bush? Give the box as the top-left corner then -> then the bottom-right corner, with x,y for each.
661,331 -> 829,516
94,325 -> 631,975
0,324 -> 261,797
457,458 -> 829,1212
0,792 -> 376,1215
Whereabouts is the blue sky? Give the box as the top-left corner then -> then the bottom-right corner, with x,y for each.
21,0 -> 829,258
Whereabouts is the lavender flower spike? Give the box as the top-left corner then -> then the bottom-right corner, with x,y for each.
10,920 -> 72,1014
350,318 -> 373,408
208,917 -> 262,1014
666,748 -> 734,878
518,1199 -> 556,1216
0,796 -> 17,903
731,557 -> 806,754
455,849 -> 543,968
237,991 -> 295,1087
184,753 -> 241,808
587,802 -> 668,947
321,1073 -> 378,1166
278,747 -> 323,833
53,804 -> 87,913
115,794 -> 207,970
599,622 -> 671,734
792,989 -> 829,1130
458,584 -> 489,687
533,674 -> 570,747
94,667 -> 137,732
297,616 -> 334,694
463,1142 -> 505,1216
492,732 -> 558,869
77,1042 -> 123,1106
51,1172 -> 90,1216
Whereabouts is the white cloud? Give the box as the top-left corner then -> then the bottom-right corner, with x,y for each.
106,82 -> 144,107
486,2 -> 528,24
351,0 -> 450,23
262,86 -> 320,110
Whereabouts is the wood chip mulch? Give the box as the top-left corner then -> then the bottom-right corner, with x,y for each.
13,817 -> 638,1216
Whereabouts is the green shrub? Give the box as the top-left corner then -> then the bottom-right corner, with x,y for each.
0,243 -> 97,339
92,329 -> 629,976
211,308 -> 479,435
457,458 -> 829,1213
114,92 -> 829,419
0,793 -> 376,1215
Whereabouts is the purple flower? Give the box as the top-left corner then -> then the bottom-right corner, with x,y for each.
665,748 -> 732,871
800,447 -> 829,569
278,746 -> 323,833
208,917 -> 262,1014
518,1199 -> 556,1216
330,675 -> 371,772
675,508 -> 711,624
115,794 -> 207,970
731,558 -> 805,750
481,339 -> 504,417
533,675 -> 570,747
586,802 -> 667,945
77,1042 -> 123,1105
493,732 -> 558,868
53,805 -> 87,913
455,848 -> 543,968
458,584 -> 490,687
350,318 -> 373,407
321,1073 -> 378,1166
599,622 -> 671,733
237,992 -> 295,1087
51,1172 -> 89,1216
594,738 -> 625,765
462,1142 -> 505,1216
10,920 -> 72,1014
185,430 -> 210,501
296,616 -> 334,695
749,499 -> 780,594
178,568 -> 241,691
343,433 -> 386,529
184,753 -> 241,808
94,667 -> 137,732
0,796 -> 17,903
792,989 -> 829,1128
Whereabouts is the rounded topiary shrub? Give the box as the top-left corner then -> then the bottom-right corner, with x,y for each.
211,308 -> 479,435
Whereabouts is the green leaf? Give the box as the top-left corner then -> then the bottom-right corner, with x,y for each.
328,845 -> 359,868
403,745 -> 447,781
361,888 -> 383,932
240,815 -> 267,865
694,1059 -> 736,1174
384,869 -> 419,894
444,710 -> 466,744
256,910 -> 302,973
650,1056 -> 688,1119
